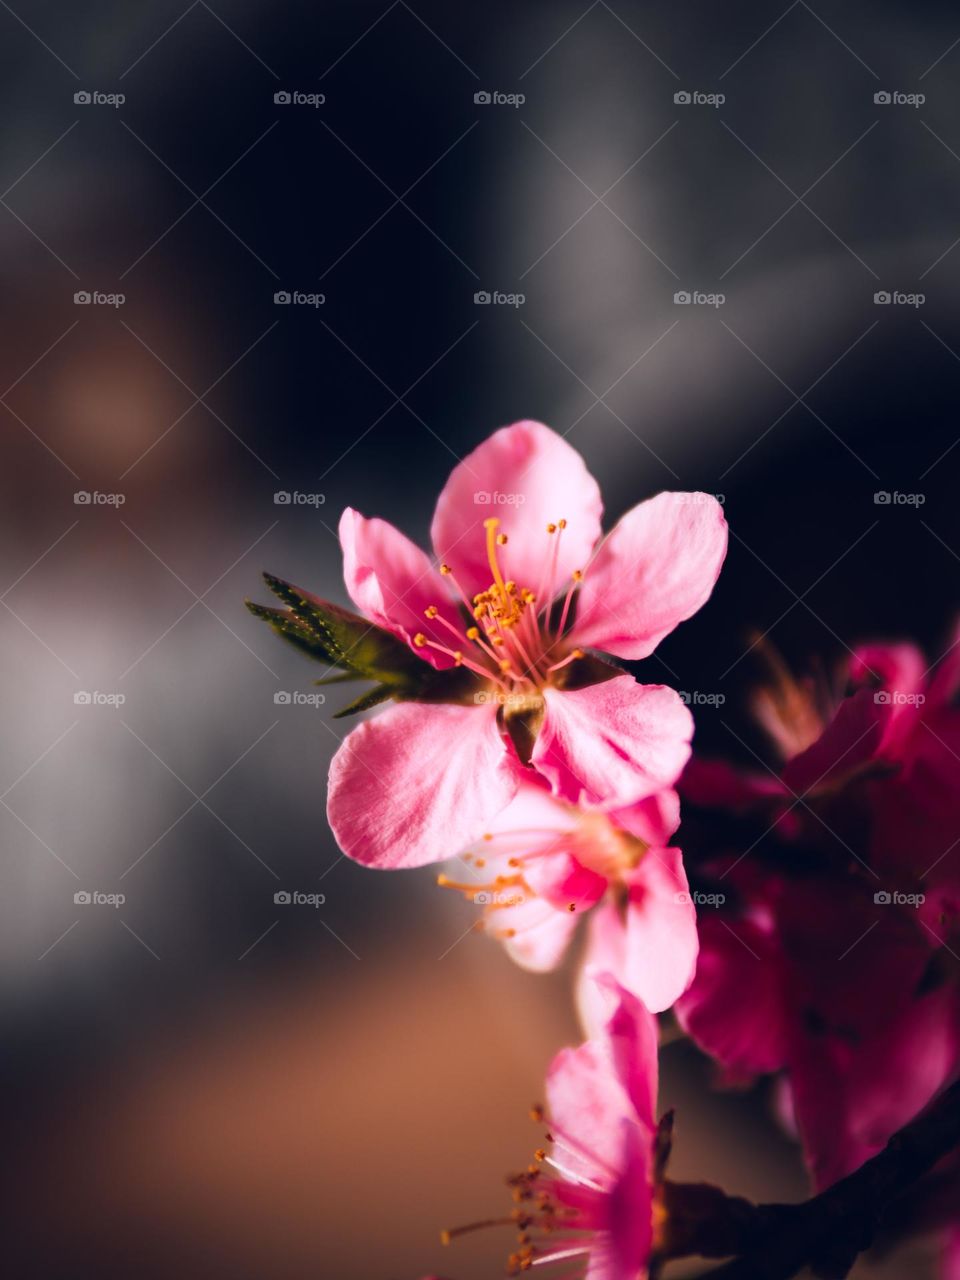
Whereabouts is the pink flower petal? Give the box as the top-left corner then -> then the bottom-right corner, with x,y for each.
498,895 -> 581,972
430,420 -> 602,601
339,507 -> 461,668
533,678 -> 694,808
611,788 -> 681,848
576,850 -> 697,1017
622,847 -> 699,1013
571,491 -> 727,659
676,912 -> 790,1081
780,687 -> 889,795
327,702 -> 520,869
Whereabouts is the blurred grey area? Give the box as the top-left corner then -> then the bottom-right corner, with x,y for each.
0,1 -> 958,1277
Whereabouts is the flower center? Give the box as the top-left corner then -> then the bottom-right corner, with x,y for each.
568,811 -> 647,881
413,517 -> 584,692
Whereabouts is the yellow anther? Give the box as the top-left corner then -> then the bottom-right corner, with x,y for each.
440,563 -> 451,575
558,518 -> 567,529
572,569 -> 583,581
497,533 -> 508,546
546,523 -> 557,534
499,660 -> 512,673
466,626 -> 480,640
413,633 -> 427,647
424,604 -> 439,618
453,651 -> 463,665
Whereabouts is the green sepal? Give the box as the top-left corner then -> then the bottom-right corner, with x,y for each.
246,572 -> 489,713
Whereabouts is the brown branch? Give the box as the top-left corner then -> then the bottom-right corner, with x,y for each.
658,1078 -> 960,1280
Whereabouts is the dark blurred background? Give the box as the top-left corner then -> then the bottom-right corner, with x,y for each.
0,1 -> 958,1276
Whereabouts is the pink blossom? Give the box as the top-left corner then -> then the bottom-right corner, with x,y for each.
443,974 -> 662,1277
437,778 -> 698,1012
328,420 -> 727,869
676,635 -> 960,1188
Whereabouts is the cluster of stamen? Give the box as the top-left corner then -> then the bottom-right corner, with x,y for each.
440,1106 -> 596,1274
413,517 -> 584,690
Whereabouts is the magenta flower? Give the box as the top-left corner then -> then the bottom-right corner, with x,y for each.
325,420 -> 727,870
675,635 -> 960,1189
443,973 -> 663,1277
438,777 -> 698,1013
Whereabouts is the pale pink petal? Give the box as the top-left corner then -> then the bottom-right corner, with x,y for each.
533,678 -> 694,808
576,852 -> 697,1017
621,847 -> 699,1013
676,913 -> 790,1081
546,1039 -> 633,1186
483,776 -> 575,839
497,895 -> 581,972
430,420 -> 602,600
576,903 -> 628,1040
338,507 -> 461,668
326,702 -> 519,869
570,492 -> 727,659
